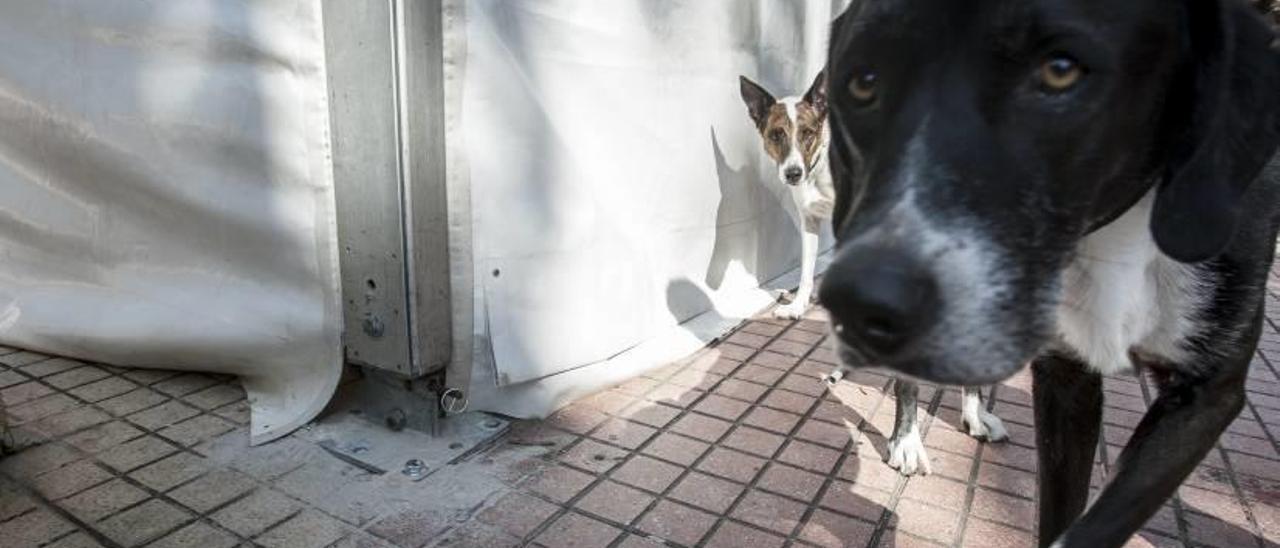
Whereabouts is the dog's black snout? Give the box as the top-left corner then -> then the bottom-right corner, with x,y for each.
784,167 -> 803,183
819,249 -> 939,356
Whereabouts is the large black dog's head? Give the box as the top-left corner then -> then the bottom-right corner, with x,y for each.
820,0 -> 1280,384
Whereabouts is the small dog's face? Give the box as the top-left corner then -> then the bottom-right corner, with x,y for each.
820,0 -> 1280,383
740,72 -> 828,187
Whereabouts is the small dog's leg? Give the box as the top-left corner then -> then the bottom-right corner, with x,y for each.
1032,353 -> 1103,547
887,379 -> 931,476
775,217 -> 820,319
1047,353 -> 1250,548
961,386 -> 1008,442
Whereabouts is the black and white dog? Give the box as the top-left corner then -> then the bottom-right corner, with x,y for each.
739,73 -> 1008,475
820,1 -> 1279,546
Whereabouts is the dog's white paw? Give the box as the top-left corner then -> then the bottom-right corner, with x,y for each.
887,427 -> 932,476
963,409 -> 1009,443
773,302 -> 808,320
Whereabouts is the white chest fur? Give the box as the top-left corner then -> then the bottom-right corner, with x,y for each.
1054,194 -> 1209,375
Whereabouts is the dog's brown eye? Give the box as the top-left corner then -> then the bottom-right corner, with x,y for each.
1039,56 -> 1083,92
770,130 -> 785,143
849,72 -> 879,103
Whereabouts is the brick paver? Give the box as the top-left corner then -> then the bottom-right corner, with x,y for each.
1,269 -> 1279,547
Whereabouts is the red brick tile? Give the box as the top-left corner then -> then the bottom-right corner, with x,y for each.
779,440 -> 842,474
767,339 -> 813,358
977,461 -> 1036,497
982,443 -> 1038,473
779,373 -> 828,397
1143,505 -> 1181,537
763,390 -> 818,416
612,456 -> 683,494
901,475 -> 968,510
641,432 -> 709,466
1106,393 -> 1148,413
705,521 -> 786,548
737,365 -> 787,387
820,480 -> 890,523
799,509 -> 877,547
969,489 -> 1036,531
694,394 -> 752,421
930,450 -> 977,482
750,351 -> 800,371
576,481 -> 654,525
589,419 -> 656,450
1126,531 -> 1185,548
637,501 -> 718,546
527,465 -> 595,503
686,353 -> 742,376
812,400 -> 865,425
961,518 -> 1037,548
722,426 -> 786,458
619,400 -> 681,428
727,331 -> 773,348
668,370 -> 724,392
1184,510 -> 1262,548
879,530 -> 948,547
669,471 -> 745,514
732,490 -> 807,535
697,447 -> 767,485
796,420 -> 855,449
838,454 -> 903,493
742,321 -> 786,338
924,426 -> 980,456
645,384 -> 703,408
1226,450 -> 1280,480
579,391 -> 636,415
536,512 -> 622,548
559,439 -> 629,474
714,379 -> 768,403
669,413 -> 732,441
893,499 -> 959,544
717,343 -> 757,362
479,492 -> 559,538
758,463 -> 826,502
1179,486 -> 1250,524
782,327 -> 825,345
616,376 -> 661,396
742,407 -> 802,435
548,405 -> 609,435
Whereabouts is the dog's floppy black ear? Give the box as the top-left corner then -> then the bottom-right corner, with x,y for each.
1152,1 -> 1280,262
804,70 -> 828,116
740,76 -> 776,130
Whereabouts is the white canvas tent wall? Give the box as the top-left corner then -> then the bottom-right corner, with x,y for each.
0,0 -> 846,443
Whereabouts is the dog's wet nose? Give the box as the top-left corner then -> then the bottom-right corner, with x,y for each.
819,248 -> 938,356
784,167 -> 803,184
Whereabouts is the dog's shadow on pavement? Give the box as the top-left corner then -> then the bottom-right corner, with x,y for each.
704,128 -> 796,295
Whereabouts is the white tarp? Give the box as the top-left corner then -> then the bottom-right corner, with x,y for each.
0,0 -> 341,445
450,0 -> 847,416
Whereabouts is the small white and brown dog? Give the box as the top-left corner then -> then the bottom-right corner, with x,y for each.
740,72 -> 1008,475
739,71 -> 835,320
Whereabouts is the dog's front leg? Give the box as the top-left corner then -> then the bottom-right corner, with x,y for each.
1050,362 -> 1248,548
775,216 -> 819,320
887,378 -> 931,475
960,386 -> 1008,442
1032,354 -> 1103,547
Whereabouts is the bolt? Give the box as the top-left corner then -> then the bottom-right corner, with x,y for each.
440,389 -> 468,414
362,315 -> 386,338
449,442 -> 463,450
402,459 -> 427,480
483,419 -> 502,429
350,442 -> 370,454
386,408 -> 407,432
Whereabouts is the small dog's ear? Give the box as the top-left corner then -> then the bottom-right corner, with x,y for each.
804,70 -> 828,115
1152,1 -> 1280,262
740,76 -> 776,129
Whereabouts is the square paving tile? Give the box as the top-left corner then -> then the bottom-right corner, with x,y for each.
148,521 -> 240,548
97,498 -> 192,546
479,492 -> 560,539
669,470 -> 745,514
641,432 -> 709,467
536,512 -> 622,548
637,500 -> 717,546
575,480 -> 654,525
58,479 -> 150,522
210,488 -> 301,537
611,455 -> 683,494
169,468 -> 258,513
731,490 -> 806,536
696,447 -> 767,485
